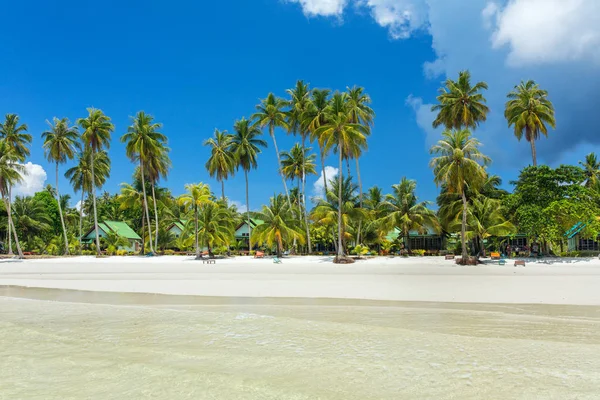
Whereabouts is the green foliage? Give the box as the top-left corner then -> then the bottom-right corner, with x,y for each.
352,244 -> 369,257
412,249 -> 426,256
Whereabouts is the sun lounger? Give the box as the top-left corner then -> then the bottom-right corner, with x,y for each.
273,257 -> 282,264
490,252 -> 500,260
445,255 -> 455,260
255,251 -> 265,258
514,260 -> 525,267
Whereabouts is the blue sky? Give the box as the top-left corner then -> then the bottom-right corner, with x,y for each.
1,0 -> 599,210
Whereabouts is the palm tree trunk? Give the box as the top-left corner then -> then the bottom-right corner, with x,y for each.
90,149 -> 101,256
7,185 -> 12,255
245,169 -> 251,252
5,198 -> 23,259
221,179 -> 225,201
355,157 -> 363,245
272,125 -> 292,209
337,139 -> 344,259
461,190 -> 468,259
301,135 -> 312,254
140,160 -> 154,254
530,137 -> 538,167
152,183 -> 159,251
195,204 -> 199,258
79,191 -> 84,254
320,149 -> 328,195
55,163 -> 69,255
141,210 -> 146,255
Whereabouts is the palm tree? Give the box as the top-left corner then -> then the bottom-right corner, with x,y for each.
120,111 -> 166,255
431,70 -> 489,130
314,92 -> 368,261
505,80 -> 556,166
196,202 -> 235,257
203,129 -> 235,200
146,145 -> 171,251
381,178 -> 438,252
77,108 -> 114,256
287,80 -> 314,253
12,196 -> 53,242
306,89 -> 332,194
280,143 -> 317,249
430,129 -> 490,260
580,153 -> 600,188
178,183 -> 213,258
252,194 -> 304,257
42,117 -> 79,254
252,93 -> 292,206
0,114 -> 32,255
0,140 -> 26,258
230,118 -> 267,252
65,148 -> 111,253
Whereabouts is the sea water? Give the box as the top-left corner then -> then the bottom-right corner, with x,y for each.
1,291 -> 599,399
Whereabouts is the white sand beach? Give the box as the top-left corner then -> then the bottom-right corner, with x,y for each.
2,255 -> 600,305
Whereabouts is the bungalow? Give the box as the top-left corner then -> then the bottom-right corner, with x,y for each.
167,220 -> 188,239
386,227 -> 446,251
82,220 -> 142,252
567,221 -> 600,252
235,218 -> 264,249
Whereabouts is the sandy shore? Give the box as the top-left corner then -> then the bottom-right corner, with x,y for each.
1,255 -> 600,305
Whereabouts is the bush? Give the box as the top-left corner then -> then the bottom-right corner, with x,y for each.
353,245 -> 369,257
116,249 -> 127,256
163,249 -> 175,256
82,250 -> 95,256
412,249 -> 426,256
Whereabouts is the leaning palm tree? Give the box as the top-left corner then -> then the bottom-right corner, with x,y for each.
252,94 -> 292,206
505,80 -> 556,166
120,111 -> 166,255
380,177 -> 439,253
203,129 -> 236,200
65,148 -> 111,253
0,114 -> 32,255
177,183 -> 213,258
580,153 -> 600,188
306,89 -> 332,194
230,118 -> 267,252
0,140 -> 26,258
314,92 -> 368,261
251,194 -> 304,258
42,117 -> 79,254
430,129 -> 490,260
432,70 -> 489,130
77,108 -> 114,256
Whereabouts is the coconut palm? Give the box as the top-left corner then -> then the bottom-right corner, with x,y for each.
0,114 -> 31,255
42,117 -> 79,254
65,148 -> 110,253
381,178 -> 438,252
230,118 -> 267,252
203,129 -> 235,200
580,153 -> 600,188
120,111 -> 166,254
146,145 -> 171,251
430,129 -> 490,260
306,89 -> 332,194
251,194 -> 304,257
505,80 -> 556,166
431,70 -> 489,130
314,92 -> 368,261
252,94 -> 292,206
12,196 -> 53,242
196,202 -> 235,257
177,183 -> 213,258
77,108 -> 114,256
0,140 -> 26,258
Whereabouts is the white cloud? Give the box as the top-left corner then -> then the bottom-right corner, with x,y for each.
229,200 -> 248,213
287,0 -> 347,17
358,0 -> 428,39
488,0 -> 600,66
12,162 -> 47,197
312,165 -> 339,197
405,95 -> 437,147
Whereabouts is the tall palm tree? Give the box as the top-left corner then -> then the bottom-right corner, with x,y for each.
120,111 -> 166,255
430,129 -> 490,259
252,93 -> 292,206
65,148 -> 110,253
580,153 -> 600,188
146,145 -> 171,251
0,140 -> 26,258
505,80 -> 556,166
431,70 -> 489,130
0,114 -> 31,255
251,194 -> 305,257
314,92 -> 368,261
280,143 -> 317,248
306,89 -> 332,194
77,108 -> 114,256
177,183 -> 213,258
381,177 -> 438,252
230,118 -> 267,252
203,129 -> 235,200
42,117 -> 79,254
287,80 -> 313,253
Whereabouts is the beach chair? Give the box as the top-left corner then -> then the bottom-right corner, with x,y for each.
498,259 -> 506,266
273,257 -> 282,264
255,251 -> 265,258
490,252 -> 500,260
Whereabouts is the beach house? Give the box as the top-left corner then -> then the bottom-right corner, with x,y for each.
235,218 -> 264,249
386,227 -> 446,251
82,220 -> 142,252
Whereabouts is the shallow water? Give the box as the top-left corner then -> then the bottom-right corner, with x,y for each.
1,290 -> 600,399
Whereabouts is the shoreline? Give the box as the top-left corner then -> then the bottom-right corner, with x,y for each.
2,255 -> 600,306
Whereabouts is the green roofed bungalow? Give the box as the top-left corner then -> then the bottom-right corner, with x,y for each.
82,220 -> 142,252
385,226 -> 445,251
167,219 -> 188,238
235,218 -> 264,250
